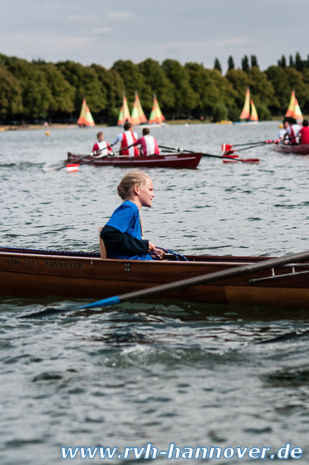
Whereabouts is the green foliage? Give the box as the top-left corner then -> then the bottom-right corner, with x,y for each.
214,58 -> 222,73
228,56 -> 235,71
1,52 -> 309,124
0,66 -> 23,120
212,102 -> 228,122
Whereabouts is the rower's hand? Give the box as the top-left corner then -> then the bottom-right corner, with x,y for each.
148,242 -> 165,260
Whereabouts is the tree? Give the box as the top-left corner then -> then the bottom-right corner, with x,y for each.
111,60 -> 152,109
241,55 -> 249,72
1,56 -> 52,121
214,58 -> 222,73
289,55 -> 295,67
278,55 -> 287,68
0,66 -> 23,121
56,61 -> 106,115
91,64 -> 125,124
227,56 -> 235,71
250,55 -> 259,68
161,59 -> 198,117
266,65 -> 291,113
295,52 -> 303,72
37,62 -> 75,122
138,58 -> 175,110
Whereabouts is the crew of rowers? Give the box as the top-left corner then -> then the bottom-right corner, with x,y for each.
279,117 -> 309,145
92,122 -> 160,158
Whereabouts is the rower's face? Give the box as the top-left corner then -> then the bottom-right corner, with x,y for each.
137,178 -> 154,208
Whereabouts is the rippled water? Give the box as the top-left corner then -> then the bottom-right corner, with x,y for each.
1,122 -> 309,464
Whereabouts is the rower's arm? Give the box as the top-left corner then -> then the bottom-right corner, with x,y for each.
101,225 -> 149,255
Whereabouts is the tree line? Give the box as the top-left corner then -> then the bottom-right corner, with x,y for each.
0,52 -> 309,125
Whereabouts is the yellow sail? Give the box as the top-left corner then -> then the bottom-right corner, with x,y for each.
239,88 -> 251,120
249,100 -> 258,122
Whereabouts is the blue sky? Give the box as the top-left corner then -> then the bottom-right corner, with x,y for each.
0,0 -> 308,72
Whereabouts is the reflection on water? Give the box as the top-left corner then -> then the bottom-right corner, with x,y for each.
1,122 -> 309,465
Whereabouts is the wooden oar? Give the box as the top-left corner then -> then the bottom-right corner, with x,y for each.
44,145 -> 115,172
158,145 -> 259,163
19,250 -> 309,319
222,140 -> 277,150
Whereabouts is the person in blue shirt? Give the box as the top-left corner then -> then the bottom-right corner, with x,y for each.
101,171 -> 164,260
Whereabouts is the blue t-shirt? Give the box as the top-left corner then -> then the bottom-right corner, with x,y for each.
106,200 -> 153,260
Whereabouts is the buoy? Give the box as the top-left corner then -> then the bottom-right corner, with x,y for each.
45,131 -> 50,136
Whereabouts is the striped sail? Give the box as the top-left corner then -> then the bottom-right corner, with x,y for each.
149,95 -> 165,124
117,95 -> 131,126
249,100 -> 258,122
285,91 -> 303,122
239,88 -> 251,120
77,98 -> 95,127
131,91 -> 148,125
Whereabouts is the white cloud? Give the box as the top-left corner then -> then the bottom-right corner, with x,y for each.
67,14 -> 98,22
31,3 -> 66,9
81,27 -> 111,35
106,11 -> 138,20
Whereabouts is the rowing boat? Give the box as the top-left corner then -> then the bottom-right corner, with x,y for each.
273,143 -> 309,155
1,246 -> 309,309
67,152 -> 202,169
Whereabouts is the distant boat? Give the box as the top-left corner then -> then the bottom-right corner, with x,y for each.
285,90 -> 303,122
149,94 -> 165,125
130,91 -> 148,125
117,94 -> 131,126
238,87 -> 258,124
77,98 -> 95,127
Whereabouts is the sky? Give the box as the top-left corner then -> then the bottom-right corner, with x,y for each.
0,0 -> 308,73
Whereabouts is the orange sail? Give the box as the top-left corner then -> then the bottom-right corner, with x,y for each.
149,95 -> 165,124
117,94 -> 131,126
239,88 -> 251,120
77,98 -> 95,127
131,91 -> 148,125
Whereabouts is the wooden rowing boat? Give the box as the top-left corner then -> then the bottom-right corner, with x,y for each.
1,246 -> 309,309
67,152 -> 202,169
273,143 -> 309,155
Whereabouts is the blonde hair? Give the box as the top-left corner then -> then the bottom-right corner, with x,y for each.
117,171 -> 151,200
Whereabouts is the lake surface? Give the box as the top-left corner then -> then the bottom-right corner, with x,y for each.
1,122 -> 309,464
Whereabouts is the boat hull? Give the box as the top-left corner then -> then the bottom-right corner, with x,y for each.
67,152 -> 202,169
1,247 -> 309,309
273,144 -> 309,155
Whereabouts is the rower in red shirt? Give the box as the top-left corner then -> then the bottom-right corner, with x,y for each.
92,132 -> 113,157
299,119 -> 309,145
120,127 -> 160,156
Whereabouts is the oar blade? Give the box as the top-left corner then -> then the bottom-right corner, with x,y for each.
66,164 -> 80,172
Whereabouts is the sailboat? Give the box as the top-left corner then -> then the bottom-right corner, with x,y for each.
149,94 -> 165,126
117,94 -> 131,126
285,90 -> 303,122
238,87 -> 258,124
130,91 -> 148,125
77,98 -> 95,127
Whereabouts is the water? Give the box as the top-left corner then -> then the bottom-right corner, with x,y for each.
1,122 -> 309,464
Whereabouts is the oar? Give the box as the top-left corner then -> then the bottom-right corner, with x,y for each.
222,140 -> 278,150
44,145 -> 115,172
19,250 -> 309,319
158,145 -> 259,163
